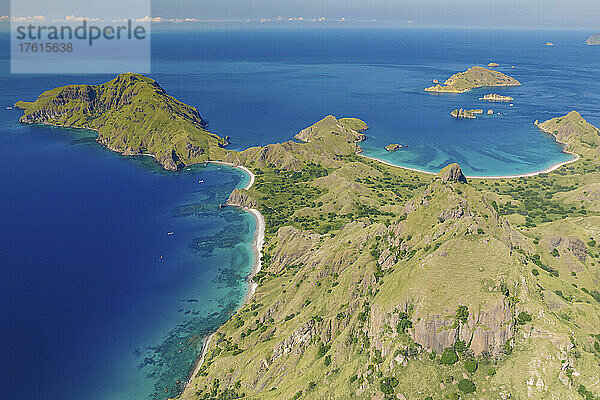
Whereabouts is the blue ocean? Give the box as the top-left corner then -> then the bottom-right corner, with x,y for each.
0,29 -> 598,400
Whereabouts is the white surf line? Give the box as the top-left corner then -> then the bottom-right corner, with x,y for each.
357,140 -> 579,180
183,162 -> 264,394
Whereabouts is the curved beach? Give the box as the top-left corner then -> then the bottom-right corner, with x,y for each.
182,163 -> 264,393
357,121 -> 580,180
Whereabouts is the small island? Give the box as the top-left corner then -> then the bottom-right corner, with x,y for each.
586,34 -> 600,45
546,42 -> 555,46
487,62 -> 500,67
385,143 -> 404,152
479,93 -> 514,102
425,66 -> 521,93
451,108 -> 483,119
15,74 -> 600,400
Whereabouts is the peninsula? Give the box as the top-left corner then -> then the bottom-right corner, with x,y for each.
17,76 -> 600,400
14,73 -> 229,171
424,66 -> 521,93
586,34 -> 600,45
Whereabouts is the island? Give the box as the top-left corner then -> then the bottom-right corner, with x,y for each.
546,41 -> 555,46
424,66 -> 521,93
385,143 -> 404,152
487,62 -> 500,67
17,76 -> 600,400
487,109 -> 494,115
586,33 -> 600,45
451,108 -> 483,119
479,93 -> 514,102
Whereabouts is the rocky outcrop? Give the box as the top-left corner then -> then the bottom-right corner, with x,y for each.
586,34 -> 600,45
385,143 -> 404,152
412,297 -> 514,356
461,298 -> 514,355
437,163 -> 468,184
271,320 -> 315,363
451,108 -> 483,119
226,189 -> 257,209
567,237 -> 588,262
479,94 -> 514,102
412,316 -> 458,353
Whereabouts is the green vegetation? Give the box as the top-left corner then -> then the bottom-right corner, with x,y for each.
380,376 -> 399,395
425,66 -> 521,93
458,378 -> 476,394
440,349 -> 459,365
18,78 -> 600,400
464,360 -> 478,373
517,311 -> 532,325
15,73 -> 229,170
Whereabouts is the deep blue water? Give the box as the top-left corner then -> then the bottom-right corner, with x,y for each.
0,29 -> 598,400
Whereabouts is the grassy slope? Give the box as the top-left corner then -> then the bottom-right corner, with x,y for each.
17,76 -> 599,399
15,73 -> 229,170
425,66 -> 522,93
179,113 -> 600,400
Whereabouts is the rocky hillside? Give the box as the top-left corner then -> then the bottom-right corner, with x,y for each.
425,66 -> 521,93
178,113 -> 600,400
15,73 -> 229,170
16,75 -> 599,400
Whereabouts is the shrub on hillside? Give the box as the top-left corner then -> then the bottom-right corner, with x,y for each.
458,379 -> 476,394
440,349 -> 458,365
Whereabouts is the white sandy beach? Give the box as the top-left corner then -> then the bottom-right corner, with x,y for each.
357,129 -> 580,181
183,163 -> 264,394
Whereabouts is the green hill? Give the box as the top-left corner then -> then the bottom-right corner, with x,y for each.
15,76 -> 600,400
15,73 -> 229,170
425,66 -> 521,93
180,112 -> 600,400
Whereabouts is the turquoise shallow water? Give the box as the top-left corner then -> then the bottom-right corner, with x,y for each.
0,114 -> 257,399
0,28 -> 598,400
149,29 -> 598,176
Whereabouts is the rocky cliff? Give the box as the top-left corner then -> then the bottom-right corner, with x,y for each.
226,189 -> 258,209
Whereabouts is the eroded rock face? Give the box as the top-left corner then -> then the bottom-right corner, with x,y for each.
412,297 -> 514,356
412,316 -> 458,353
226,189 -> 257,208
437,163 -> 468,184
461,297 -> 514,355
567,237 -> 588,262
271,320 -> 315,363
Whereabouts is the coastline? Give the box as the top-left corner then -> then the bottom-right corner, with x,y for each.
180,162 -> 264,398
357,122 -> 580,180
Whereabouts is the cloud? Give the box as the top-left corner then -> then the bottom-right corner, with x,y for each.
11,15 -> 46,23
4,15 -> 372,25
50,15 -> 100,23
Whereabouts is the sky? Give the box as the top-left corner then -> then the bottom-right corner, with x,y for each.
1,0 -> 599,30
